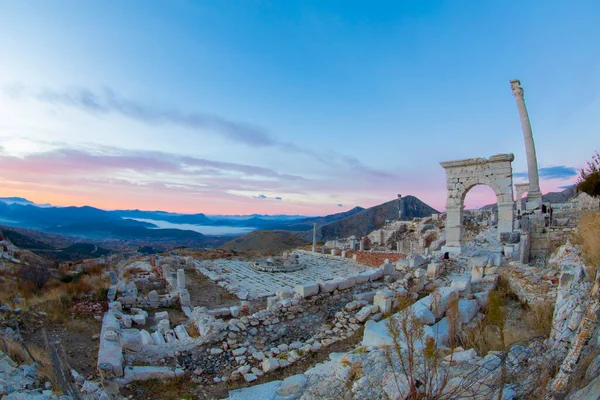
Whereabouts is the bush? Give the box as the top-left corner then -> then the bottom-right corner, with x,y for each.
577,151 -> 600,197
19,264 -> 52,289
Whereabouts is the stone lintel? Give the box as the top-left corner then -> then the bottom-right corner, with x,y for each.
440,153 -> 514,169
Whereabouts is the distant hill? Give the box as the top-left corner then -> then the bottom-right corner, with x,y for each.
220,230 -> 309,255
225,195 -> 439,253
315,196 -> 438,241
481,186 -> 578,210
0,226 -> 112,262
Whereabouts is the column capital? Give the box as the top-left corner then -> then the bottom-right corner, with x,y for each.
510,79 -> 524,99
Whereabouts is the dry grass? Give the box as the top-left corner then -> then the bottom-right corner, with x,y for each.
575,211 -> 600,277
168,308 -> 188,326
0,335 -> 57,388
523,301 -> 555,337
186,323 -> 200,338
123,266 -> 145,280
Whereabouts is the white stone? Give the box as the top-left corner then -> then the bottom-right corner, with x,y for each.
262,357 -> 280,373
337,276 -> 356,291
457,299 -> 480,324
295,282 -> 319,298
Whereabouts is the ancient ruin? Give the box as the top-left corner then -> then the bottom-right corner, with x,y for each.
440,153 -> 515,253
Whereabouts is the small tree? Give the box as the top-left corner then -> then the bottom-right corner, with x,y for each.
20,264 -> 52,289
577,151 -> 600,198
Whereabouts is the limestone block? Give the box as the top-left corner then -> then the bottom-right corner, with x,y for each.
414,268 -> 426,279
457,299 -> 480,324
155,311 -> 169,322
355,272 -> 371,284
109,301 -> 122,313
374,290 -> 394,314
179,289 -> 191,307
411,302 -> 435,325
177,269 -> 186,290
131,314 -> 146,326
355,305 -> 375,322
408,254 -> 426,269
294,283 -> 319,298
276,374 -> 308,399
120,329 -> 143,352
174,325 -> 191,342
319,280 -> 341,293
148,290 -> 159,308
471,265 -> 484,282
107,287 -> 117,301
331,249 -> 337,256
140,330 -> 153,346
277,290 -> 294,299
262,358 -> 280,373
427,263 -> 442,279
157,319 -> 170,335
341,250 -> 347,258
368,269 -> 384,281
381,263 -> 394,276
353,291 -> 376,303
468,255 -> 490,268
337,276 -> 356,291
451,276 -> 472,293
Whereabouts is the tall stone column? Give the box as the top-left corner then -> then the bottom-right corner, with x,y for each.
510,79 -> 542,208
312,223 -> 317,253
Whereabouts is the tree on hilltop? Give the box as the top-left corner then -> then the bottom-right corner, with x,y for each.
577,151 -> 600,198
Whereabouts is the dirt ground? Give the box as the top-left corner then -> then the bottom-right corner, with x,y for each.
24,318 -> 102,379
184,270 -> 242,309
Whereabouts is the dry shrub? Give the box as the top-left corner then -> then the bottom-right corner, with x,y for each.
123,266 -> 145,280
85,263 -> 105,276
575,211 -> 600,276
186,323 -> 200,338
169,309 -> 188,325
524,301 -> 555,337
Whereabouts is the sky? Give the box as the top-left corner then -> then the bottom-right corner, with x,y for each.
0,1 -> 598,216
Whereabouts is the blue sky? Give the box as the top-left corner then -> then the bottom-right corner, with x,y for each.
0,1 -> 598,214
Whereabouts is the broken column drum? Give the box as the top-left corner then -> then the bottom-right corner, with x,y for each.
440,153 -> 515,251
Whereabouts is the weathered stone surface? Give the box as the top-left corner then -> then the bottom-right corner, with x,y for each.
294,283 -> 319,298
262,357 -> 280,373
276,373 -> 307,399
120,329 -> 142,352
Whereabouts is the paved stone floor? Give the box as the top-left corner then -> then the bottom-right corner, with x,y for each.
195,251 -> 370,299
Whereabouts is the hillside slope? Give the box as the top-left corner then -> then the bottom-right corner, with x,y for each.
220,230 -> 309,255
315,195 -> 438,241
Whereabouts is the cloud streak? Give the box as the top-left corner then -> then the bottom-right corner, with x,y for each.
514,166 -> 578,180
2,85 -> 398,181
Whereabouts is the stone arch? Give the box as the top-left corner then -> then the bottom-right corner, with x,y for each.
514,183 -> 529,215
440,154 -> 515,252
